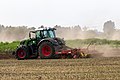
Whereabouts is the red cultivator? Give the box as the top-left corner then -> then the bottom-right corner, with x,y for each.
55,48 -> 90,59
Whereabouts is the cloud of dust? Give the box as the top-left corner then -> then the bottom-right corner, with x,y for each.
88,45 -> 120,57
0,30 -> 19,42
55,26 -> 101,40
0,26 -> 31,42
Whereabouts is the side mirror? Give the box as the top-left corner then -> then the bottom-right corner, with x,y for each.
29,32 -> 31,39
29,32 -> 36,39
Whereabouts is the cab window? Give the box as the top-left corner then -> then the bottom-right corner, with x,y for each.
36,31 -> 41,39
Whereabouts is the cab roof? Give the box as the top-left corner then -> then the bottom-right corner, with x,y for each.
30,28 -> 56,33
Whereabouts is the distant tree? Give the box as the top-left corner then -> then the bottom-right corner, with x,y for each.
74,25 -> 81,31
28,27 -> 36,30
103,20 -> 115,35
86,30 -> 98,38
54,25 -> 61,29
83,26 -> 88,31
73,25 -> 81,34
0,25 -> 4,32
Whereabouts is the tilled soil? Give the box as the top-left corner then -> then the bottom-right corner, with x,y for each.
0,58 -> 120,80
0,54 -> 14,59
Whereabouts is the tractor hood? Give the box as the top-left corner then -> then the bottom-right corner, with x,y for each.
20,39 -> 30,45
54,37 -> 65,45
43,37 -> 65,46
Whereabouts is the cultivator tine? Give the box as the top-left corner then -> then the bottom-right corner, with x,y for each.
80,52 -> 85,57
79,52 -> 89,58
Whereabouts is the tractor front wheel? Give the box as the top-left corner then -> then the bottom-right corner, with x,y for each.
16,46 -> 29,60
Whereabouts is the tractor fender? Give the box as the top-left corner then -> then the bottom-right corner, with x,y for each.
37,38 -> 58,47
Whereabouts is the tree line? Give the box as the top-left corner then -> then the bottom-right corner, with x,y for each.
0,20 -> 120,42
55,20 -> 120,40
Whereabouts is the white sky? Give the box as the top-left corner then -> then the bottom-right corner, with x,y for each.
0,0 -> 120,31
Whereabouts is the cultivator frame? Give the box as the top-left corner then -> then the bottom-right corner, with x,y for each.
55,48 -> 90,59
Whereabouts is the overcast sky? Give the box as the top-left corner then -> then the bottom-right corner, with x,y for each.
0,0 -> 120,31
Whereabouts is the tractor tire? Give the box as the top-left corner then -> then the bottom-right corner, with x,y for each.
38,42 -> 55,59
16,46 -> 29,60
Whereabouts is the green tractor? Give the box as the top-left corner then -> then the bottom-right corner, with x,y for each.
14,27 -> 89,60
14,28 -> 66,59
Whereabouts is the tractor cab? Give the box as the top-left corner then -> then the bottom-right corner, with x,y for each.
29,28 -> 56,40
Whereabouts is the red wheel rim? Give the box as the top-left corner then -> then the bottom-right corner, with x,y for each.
42,45 -> 52,56
17,49 -> 26,58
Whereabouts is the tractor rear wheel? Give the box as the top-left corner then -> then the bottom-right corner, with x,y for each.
16,46 -> 29,60
38,42 -> 55,59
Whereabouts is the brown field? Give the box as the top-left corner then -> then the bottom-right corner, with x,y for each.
0,58 -> 120,80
